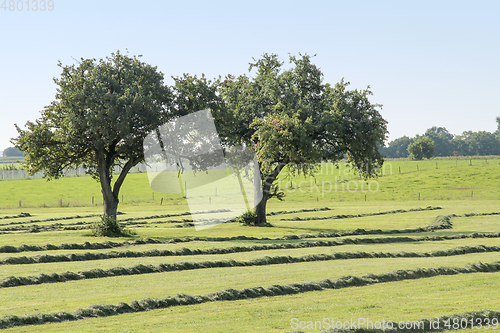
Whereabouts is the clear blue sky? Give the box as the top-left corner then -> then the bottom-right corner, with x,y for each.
1,0 -> 499,153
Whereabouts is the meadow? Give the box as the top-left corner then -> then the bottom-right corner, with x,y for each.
0,157 -> 499,332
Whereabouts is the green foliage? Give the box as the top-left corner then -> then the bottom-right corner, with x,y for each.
251,114 -> 317,175
385,123 -> 500,158
454,130 -> 500,156
12,51 -> 172,221
91,216 -> 134,237
221,53 -> 387,224
238,210 -> 272,227
380,136 -> 414,158
423,126 -> 454,157
408,136 -> 435,160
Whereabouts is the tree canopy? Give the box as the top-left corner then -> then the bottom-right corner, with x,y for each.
221,53 -> 388,224
12,51 -> 389,228
2,147 -> 23,157
13,51 -> 172,222
407,136 -> 435,160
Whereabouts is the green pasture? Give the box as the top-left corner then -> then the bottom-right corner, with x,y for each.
0,157 -> 499,208
0,158 -> 499,332
3,272 -> 497,333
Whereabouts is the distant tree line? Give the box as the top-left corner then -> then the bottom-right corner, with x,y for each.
380,118 -> 500,159
2,147 -> 23,157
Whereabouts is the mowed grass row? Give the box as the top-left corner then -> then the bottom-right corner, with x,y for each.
0,164 -> 499,333
2,199 -> 500,248
0,272 -> 498,333
2,236 -> 500,273
1,261 -> 500,332
0,208 -> 499,331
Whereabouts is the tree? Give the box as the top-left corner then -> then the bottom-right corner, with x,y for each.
221,54 -> 388,225
12,51 -> 172,224
407,136 -> 434,160
454,130 -> 500,156
381,136 -> 413,158
3,147 -> 24,157
423,127 -> 454,157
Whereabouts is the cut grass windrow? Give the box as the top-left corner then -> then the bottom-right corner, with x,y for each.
0,206 -> 445,233
0,214 -> 100,228
2,245 -> 500,289
1,261 -> 499,330
280,206 -> 443,221
314,310 -> 500,333
0,214 -> 460,253
0,206 -> 333,228
2,232 -> 500,266
0,210 -> 227,229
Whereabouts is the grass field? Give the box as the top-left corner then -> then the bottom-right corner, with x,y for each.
1,157 -> 499,208
0,158 -> 499,332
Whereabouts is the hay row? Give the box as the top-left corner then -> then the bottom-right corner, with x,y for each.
0,209 -> 226,228
3,231 -> 500,266
1,261 -> 499,330
0,219 -> 194,233
0,206 -> 445,230
0,214 -> 100,227
0,212 -> 32,220
291,310 -> 500,333
0,207 -> 332,227
0,214 -> 459,253
1,212 -> 451,234
281,206 -> 443,221
0,232 -> 500,265
267,207 -> 333,216
2,245 -> 500,289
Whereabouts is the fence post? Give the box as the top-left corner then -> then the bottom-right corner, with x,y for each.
418,192 -> 420,200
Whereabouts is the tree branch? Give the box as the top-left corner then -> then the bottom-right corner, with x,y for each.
112,156 -> 142,198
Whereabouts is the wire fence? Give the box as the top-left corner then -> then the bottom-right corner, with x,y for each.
0,164 -> 148,181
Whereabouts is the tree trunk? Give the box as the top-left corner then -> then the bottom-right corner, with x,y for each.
254,162 -> 286,225
98,154 -> 140,222
102,189 -> 119,221
255,194 -> 268,225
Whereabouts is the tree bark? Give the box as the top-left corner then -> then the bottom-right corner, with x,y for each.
255,162 -> 286,225
103,193 -> 119,221
98,155 -> 140,221
97,149 -> 118,220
